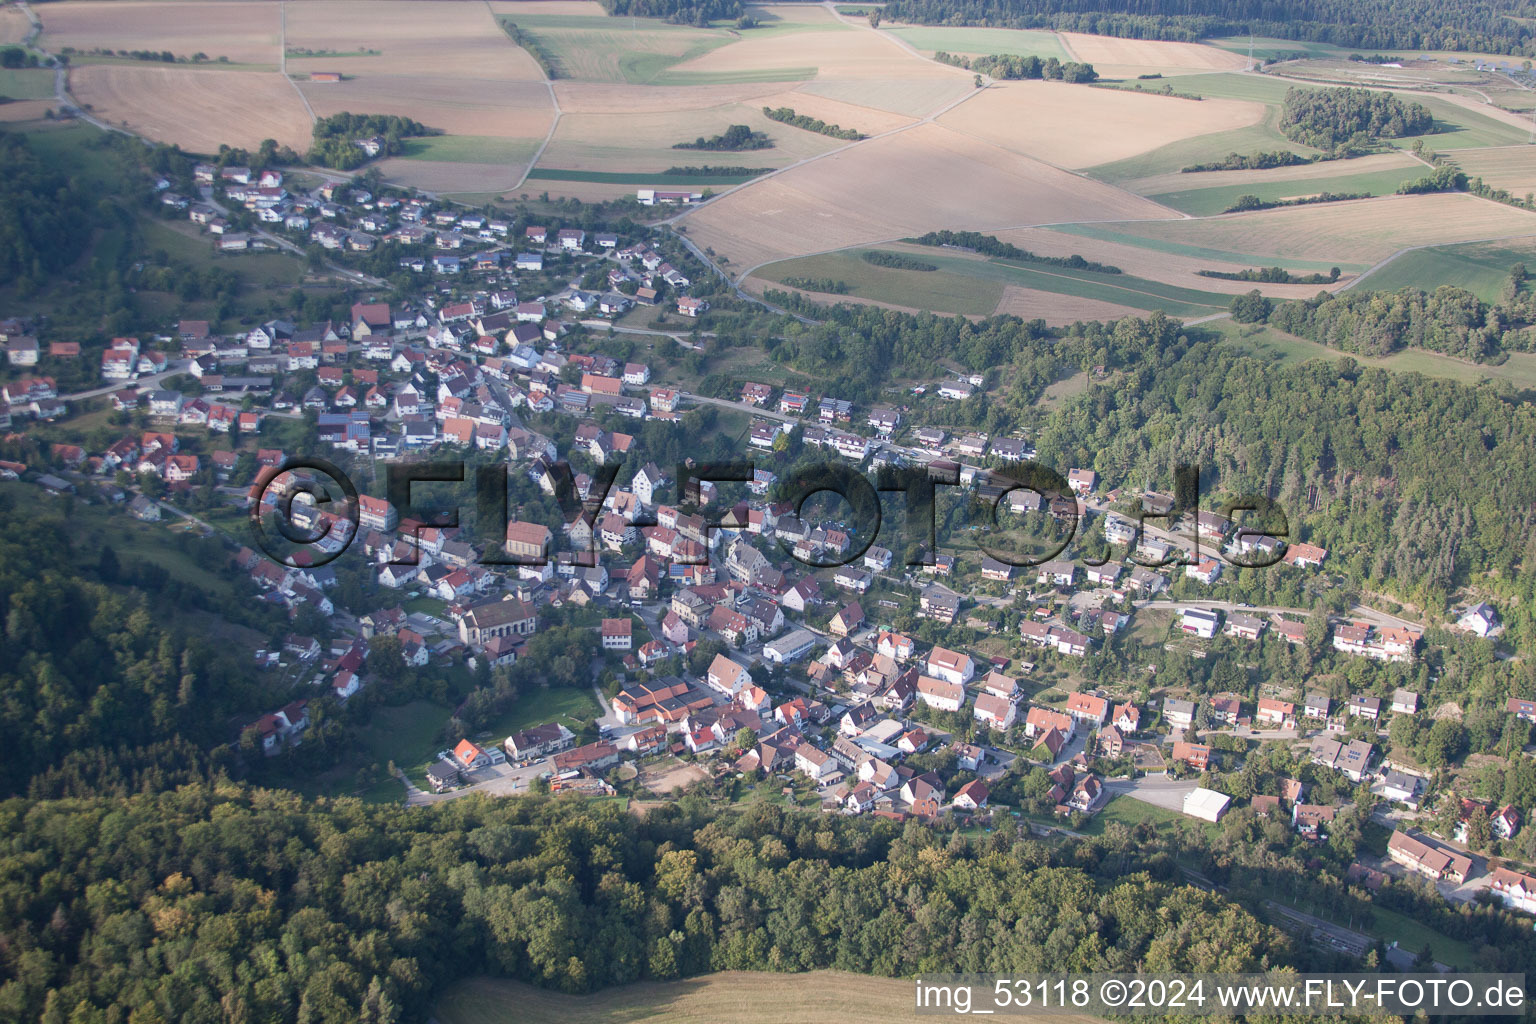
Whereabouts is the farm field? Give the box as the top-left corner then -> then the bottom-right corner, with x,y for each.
39,1 -> 282,66
989,225 -> 1356,294
1087,107 -> 1317,183
752,246 -> 1234,319
662,11 -> 971,116
679,121 -> 1172,273
488,7 -> 744,84
882,25 -> 1068,61
1452,145 -> 1536,195
0,5 -> 31,44
436,972 -> 1107,1024
299,74 -> 553,144
0,68 -> 55,100
1139,162 -> 1432,216
535,102 -> 845,174
1052,194 -> 1536,269
285,0 -> 547,82
937,80 -> 1264,170
70,65 -> 312,152
1059,33 -> 1252,77
1351,237 -> 1536,300
1123,150 -> 1423,198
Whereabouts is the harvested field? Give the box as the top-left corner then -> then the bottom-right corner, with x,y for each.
70,65 -> 311,153
884,25 -> 1068,60
553,80 -> 784,113
638,759 -> 709,795
1060,33 -> 1250,76
437,972 -> 1110,1024
797,74 -> 971,117
937,80 -> 1264,169
991,226 -> 1351,295
995,285 -> 1147,324
1123,150 -> 1422,197
378,157 -> 529,195
536,102 -> 844,175
1058,194 -> 1536,268
300,75 -> 553,139
1451,145 -> 1536,196
667,19 -> 968,112
0,5 -> 31,44
754,87 -> 916,135
0,100 -> 54,123
487,4 -> 738,84
286,1 -> 546,82
681,121 -> 1173,272
39,1 -> 281,66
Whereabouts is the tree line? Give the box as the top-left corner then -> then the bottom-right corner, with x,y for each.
597,0 -> 743,26
906,229 -> 1122,273
673,124 -> 771,151
876,0 -> 1536,56
762,106 -> 865,140
934,51 -> 1098,82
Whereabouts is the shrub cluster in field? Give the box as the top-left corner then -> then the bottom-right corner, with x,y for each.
674,124 -> 772,151
935,50 -> 1098,82
1279,85 -> 1433,151
862,250 -> 938,271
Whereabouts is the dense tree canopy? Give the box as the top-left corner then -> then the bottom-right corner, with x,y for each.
876,0 -> 1536,56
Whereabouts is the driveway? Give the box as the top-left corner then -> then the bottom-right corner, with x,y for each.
1106,774 -> 1197,812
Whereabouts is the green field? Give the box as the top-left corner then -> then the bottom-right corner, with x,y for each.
1403,93 -> 1535,150
508,12 -> 827,85
1144,164 -> 1430,216
0,67 -> 54,99
1048,221 -> 1370,273
1079,794 -> 1220,838
398,135 -> 539,165
526,167 -> 762,185
1088,106 -> 1317,182
1353,237 -> 1536,299
884,25 -> 1069,60
477,685 -> 601,746
760,248 -> 1234,317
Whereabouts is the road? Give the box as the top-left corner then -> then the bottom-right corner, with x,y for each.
678,390 -> 798,423
60,360 -> 191,401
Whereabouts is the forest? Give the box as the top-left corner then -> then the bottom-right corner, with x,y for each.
0,131 -> 118,287
1278,86 -> 1434,150
1265,276 -> 1534,362
597,0 -> 743,25
0,785 -> 1317,1023
875,0 -> 1536,55
751,297 -> 1536,608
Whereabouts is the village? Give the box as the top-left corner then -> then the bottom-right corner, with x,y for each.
1,162 -> 1534,966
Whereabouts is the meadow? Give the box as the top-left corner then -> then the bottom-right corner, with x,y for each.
435,971 -> 1111,1024
754,246 -> 1233,319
